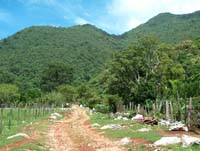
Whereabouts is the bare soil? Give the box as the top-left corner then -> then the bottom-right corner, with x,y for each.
48,105 -> 126,151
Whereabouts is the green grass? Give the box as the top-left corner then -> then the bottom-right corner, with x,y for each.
162,144 -> 200,151
90,112 -> 200,151
0,107 -> 53,147
10,143 -> 48,151
90,112 -> 162,142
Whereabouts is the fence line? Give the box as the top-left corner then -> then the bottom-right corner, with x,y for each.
0,103 -> 56,134
122,97 -> 200,129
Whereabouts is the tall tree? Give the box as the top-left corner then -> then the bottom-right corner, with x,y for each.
40,63 -> 74,92
0,84 -> 20,105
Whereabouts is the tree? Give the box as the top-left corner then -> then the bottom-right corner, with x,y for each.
40,63 -> 74,92
0,70 -> 16,84
41,91 -> 65,105
101,36 -> 159,105
0,84 -> 20,105
57,85 -> 76,103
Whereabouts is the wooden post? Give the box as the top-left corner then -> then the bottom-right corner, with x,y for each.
177,91 -> 181,121
28,104 -> 31,122
0,107 -> 3,122
166,100 -> 170,120
187,97 -> 192,128
24,105 -> 27,121
0,107 -> 2,134
8,107 -> 13,130
152,103 -> 156,118
169,101 -> 173,120
137,104 -> 140,114
0,119 -> 2,134
52,104 -> 54,113
38,104 -> 40,117
35,104 -> 37,120
17,106 -> 20,125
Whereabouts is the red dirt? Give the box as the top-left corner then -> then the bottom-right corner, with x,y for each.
48,105 -> 127,151
132,138 -> 151,145
0,138 -> 35,151
157,128 -> 200,138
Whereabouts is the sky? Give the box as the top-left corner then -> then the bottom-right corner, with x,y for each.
0,0 -> 200,39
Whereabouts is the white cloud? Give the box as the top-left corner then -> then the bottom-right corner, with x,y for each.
74,17 -> 88,25
127,18 -> 141,29
105,0 -> 200,34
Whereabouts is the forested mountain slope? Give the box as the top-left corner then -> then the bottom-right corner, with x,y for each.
122,10 -> 200,44
0,25 -> 122,87
0,11 -> 200,89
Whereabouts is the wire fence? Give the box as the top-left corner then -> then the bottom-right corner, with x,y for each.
122,97 -> 200,129
0,103 -> 56,135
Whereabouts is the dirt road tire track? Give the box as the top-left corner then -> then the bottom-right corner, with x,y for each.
49,106 -> 126,151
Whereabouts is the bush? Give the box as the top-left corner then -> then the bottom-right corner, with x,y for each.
94,104 -> 109,113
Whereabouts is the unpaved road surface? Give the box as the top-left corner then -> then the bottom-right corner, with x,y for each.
48,105 -> 126,151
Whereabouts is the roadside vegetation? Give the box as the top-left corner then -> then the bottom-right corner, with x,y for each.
90,112 -> 200,151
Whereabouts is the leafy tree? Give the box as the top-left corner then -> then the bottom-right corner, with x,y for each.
57,85 -> 76,103
0,70 -> 16,84
41,63 -> 74,92
41,91 -> 65,105
101,36 -> 159,105
76,84 -> 94,104
0,84 -> 20,105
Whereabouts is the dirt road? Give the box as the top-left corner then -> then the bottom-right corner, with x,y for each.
48,105 -> 126,151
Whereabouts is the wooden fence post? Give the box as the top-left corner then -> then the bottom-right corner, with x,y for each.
8,107 -> 13,130
169,101 -> 173,120
0,107 -> 3,134
137,104 -> 140,114
187,97 -> 192,128
35,104 -> 37,120
152,103 -> 156,118
17,105 -> 20,125
166,100 -> 170,120
0,119 -> 2,134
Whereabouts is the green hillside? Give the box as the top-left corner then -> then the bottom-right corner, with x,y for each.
0,11 -> 200,90
0,24 -> 122,88
122,10 -> 200,44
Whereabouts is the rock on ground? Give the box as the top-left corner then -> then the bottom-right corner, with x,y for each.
7,133 -> 30,139
100,124 -> 122,130
132,114 -> 144,120
182,135 -> 200,147
169,121 -> 188,132
118,137 -> 132,145
153,137 -> 181,146
92,123 -> 101,127
137,128 -> 151,132
114,116 -> 129,121
49,112 -> 63,119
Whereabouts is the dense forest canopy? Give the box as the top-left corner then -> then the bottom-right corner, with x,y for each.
0,11 -> 200,111
122,10 -> 200,44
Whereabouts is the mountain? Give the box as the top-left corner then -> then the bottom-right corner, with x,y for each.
0,11 -> 200,89
0,25 -> 122,87
122,10 -> 200,44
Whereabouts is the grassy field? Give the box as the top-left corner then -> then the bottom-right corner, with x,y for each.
0,107 -> 52,147
90,112 -> 200,151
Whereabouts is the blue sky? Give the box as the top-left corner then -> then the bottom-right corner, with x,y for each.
0,0 -> 200,39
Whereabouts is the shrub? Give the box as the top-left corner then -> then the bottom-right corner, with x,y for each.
94,104 -> 109,113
